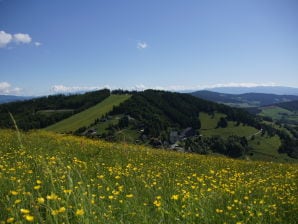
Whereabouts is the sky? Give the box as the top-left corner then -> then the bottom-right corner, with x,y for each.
0,0 -> 297,96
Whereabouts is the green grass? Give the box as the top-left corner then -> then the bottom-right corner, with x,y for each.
37,109 -> 74,114
95,115 -> 121,134
114,128 -> 140,143
246,134 -> 296,163
0,129 -> 297,223
260,106 -> 293,120
259,106 -> 298,124
201,121 -> 258,138
45,94 -> 131,133
199,112 -> 226,130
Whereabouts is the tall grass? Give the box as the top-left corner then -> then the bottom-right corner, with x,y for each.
0,130 -> 297,223
8,112 -> 23,149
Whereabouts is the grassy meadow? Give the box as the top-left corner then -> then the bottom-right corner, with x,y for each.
45,94 -> 131,133
0,129 -> 297,223
199,112 -> 258,138
259,106 -> 298,124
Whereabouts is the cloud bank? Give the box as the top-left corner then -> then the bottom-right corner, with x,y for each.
0,30 -> 39,48
0,82 -> 22,95
50,82 -> 278,93
51,85 -> 111,93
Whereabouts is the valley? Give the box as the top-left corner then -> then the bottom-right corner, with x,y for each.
1,89 -> 297,163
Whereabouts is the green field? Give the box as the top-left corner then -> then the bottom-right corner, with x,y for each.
199,112 -> 226,130
198,112 -> 293,162
94,115 -> 122,134
247,134 -> 297,163
45,94 -> 130,133
199,112 -> 258,138
0,130 -> 297,223
260,106 -> 293,119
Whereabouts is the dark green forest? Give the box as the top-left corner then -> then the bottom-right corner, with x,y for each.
110,90 -> 260,137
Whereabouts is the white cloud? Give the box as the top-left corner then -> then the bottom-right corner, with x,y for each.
202,82 -> 278,89
13,33 -> 32,44
0,31 -> 13,48
124,82 -> 279,92
0,82 -> 22,95
50,85 -> 111,93
0,30 -> 37,48
137,41 -> 148,49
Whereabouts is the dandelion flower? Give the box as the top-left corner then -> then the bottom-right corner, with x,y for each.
34,185 -> 41,190
6,217 -> 14,223
59,207 -> 66,213
153,200 -> 161,207
25,215 -> 34,222
20,209 -> 30,214
171,195 -> 179,200
10,191 -> 18,195
75,208 -> 85,216
37,197 -> 45,204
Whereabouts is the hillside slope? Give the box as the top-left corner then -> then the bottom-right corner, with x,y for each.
69,90 -> 296,160
0,130 -> 297,223
45,94 -> 131,133
0,89 -> 110,130
278,100 -> 298,111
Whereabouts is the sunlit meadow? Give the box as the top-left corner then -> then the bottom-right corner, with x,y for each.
0,130 -> 297,223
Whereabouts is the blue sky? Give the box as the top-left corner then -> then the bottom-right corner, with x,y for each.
0,0 -> 297,95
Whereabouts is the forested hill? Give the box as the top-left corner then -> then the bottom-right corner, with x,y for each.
109,90 -> 258,137
0,89 -> 110,130
277,100 -> 298,111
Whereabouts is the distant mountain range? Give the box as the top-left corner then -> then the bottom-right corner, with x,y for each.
0,95 -> 33,104
205,86 -> 298,95
191,90 -> 298,107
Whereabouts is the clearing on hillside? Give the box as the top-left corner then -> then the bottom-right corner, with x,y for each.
45,94 -> 130,133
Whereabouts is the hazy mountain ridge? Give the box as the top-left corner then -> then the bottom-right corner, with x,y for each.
0,95 -> 33,104
191,90 -> 298,107
205,86 -> 298,95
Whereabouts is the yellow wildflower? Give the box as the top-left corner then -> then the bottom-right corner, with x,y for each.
34,185 -> 41,190
75,208 -> 85,216
10,191 -> 18,196
36,180 -> 42,184
51,210 -> 59,215
153,200 -> 161,207
6,217 -> 14,223
14,199 -> 21,204
171,195 -> 179,200
59,207 -> 66,213
126,194 -> 134,198
47,193 -> 58,200
25,215 -> 34,222
37,197 -> 45,204
20,209 -> 30,214
215,209 -> 223,213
